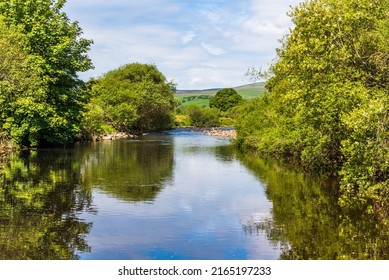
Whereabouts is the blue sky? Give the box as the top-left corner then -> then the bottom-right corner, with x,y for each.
64,0 -> 301,89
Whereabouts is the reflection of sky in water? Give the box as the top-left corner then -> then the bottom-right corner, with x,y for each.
78,130 -> 280,260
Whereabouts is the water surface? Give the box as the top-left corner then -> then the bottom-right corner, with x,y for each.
1,129 -> 388,260
76,130 -> 277,259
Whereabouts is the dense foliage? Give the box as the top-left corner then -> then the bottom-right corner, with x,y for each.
0,0 -> 93,146
0,19 -> 43,146
235,0 -> 389,215
82,63 -> 176,137
182,105 -> 221,127
209,88 -> 244,111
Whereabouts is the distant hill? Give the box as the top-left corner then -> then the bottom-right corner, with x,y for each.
233,82 -> 266,99
176,88 -> 222,95
234,82 -> 265,92
176,82 -> 265,96
176,82 -> 265,107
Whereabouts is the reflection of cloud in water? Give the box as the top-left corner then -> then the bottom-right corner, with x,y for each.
78,130 -> 281,260
81,158 -> 279,259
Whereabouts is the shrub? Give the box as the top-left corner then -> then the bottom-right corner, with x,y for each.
183,105 -> 221,127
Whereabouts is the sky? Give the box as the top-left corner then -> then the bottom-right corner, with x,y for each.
64,0 -> 302,90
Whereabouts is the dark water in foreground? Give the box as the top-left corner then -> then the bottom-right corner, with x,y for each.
0,129 -> 388,259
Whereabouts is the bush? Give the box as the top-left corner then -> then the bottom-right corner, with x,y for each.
183,105 -> 221,127
174,114 -> 191,127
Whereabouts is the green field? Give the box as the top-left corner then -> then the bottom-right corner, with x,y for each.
179,97 -> 210,107
176,83 -> 265,107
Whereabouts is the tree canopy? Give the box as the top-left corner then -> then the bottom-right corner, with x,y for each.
235,0 -> 389,215
209,88 -> 244,111
0,0 -> 93,146
83,63 -> 176,136
0,18 -> 45,146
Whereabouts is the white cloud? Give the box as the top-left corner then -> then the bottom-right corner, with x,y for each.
181,31 -> 196,45
244,19 -> 286,36
201,43 -> 226,56
65,0 -> 302,89
199,8 -> 222,24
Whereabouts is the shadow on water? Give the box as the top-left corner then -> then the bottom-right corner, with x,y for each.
238,152 -> 389,259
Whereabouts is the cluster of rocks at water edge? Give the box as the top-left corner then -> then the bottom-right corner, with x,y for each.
192,127 -> 237,140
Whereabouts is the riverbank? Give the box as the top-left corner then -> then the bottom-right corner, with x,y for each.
100,132 -> 133,140
90,131 -> 149,141
100,127 -> 237,141
192,127 -> 236,139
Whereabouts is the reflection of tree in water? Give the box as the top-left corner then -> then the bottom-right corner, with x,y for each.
78,135 -> 174,202
0,150 -> 93,260
181,142 -> 235,163
242,213 -> 289,252
213,144 -> 235,162
239,153 -> 389,260
0,134 -> 175,259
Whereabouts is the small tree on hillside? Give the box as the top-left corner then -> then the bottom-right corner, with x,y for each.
209,88 -> 243,111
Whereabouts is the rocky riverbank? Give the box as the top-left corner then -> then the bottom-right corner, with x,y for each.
89,132 -> 149,141
99,128 -> 237,140
100,132 -> 132,140
193,127 -> 237,139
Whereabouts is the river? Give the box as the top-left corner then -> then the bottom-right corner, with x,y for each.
0,129 -> 388,259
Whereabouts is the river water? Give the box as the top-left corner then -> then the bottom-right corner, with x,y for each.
0,129 -> 388,259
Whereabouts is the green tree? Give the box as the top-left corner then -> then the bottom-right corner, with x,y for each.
235,0 -> 389,214
87,63 -> 176,134
209,88 -> 244,111
0,0 -> 93,146
0,17 -> 48,146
